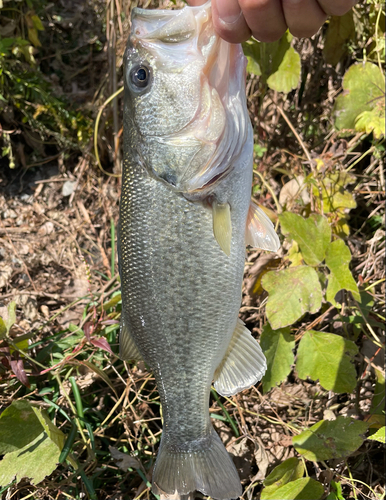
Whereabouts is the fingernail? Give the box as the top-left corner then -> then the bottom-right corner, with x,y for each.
214,0 -> 242,24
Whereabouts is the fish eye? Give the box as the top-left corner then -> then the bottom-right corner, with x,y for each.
129,64 -> 151,90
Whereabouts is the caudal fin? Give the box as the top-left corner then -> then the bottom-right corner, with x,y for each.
152,428 -> 242,500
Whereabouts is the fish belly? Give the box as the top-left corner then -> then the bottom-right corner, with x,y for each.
119,151 -> 252,499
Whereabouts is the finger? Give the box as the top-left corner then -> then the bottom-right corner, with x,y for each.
186,0 -> 207,5
211,0 -> 251,44
317,0 -> 357,16
282,0 -> 327,38
238,0 -> 287,43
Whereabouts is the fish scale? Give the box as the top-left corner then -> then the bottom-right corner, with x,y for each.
118,3 -> 279,498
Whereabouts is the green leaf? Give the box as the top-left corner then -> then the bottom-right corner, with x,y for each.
370,368 -> 385,416
0,432 -> 62,485
267,46 -> 301,93
325,239 -> 361,305
0,400 -> 43,454
261,457 -> 304,499
0,401 -> 65,485
334,62 -> 385,138
326,480 -> 345,500
262,266 -> 323,329
292,416 -> 368,461
279,213 -> 331,266
367,426 -> 385,444
262,477 -> 324,500
0,317 -> 6,339
260,325 -> 295,393
243,31 -> 300,92
296,330 -> 358,393
323,13 -> 355,66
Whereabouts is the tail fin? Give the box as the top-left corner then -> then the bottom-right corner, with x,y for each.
152,428 -> 242,500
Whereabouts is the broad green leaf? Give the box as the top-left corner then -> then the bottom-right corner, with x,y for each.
325,239 -> 360,305
334,62 -> 385,138
261,457 -> 304,499
367,426 -> 385,444
0,401 -> 66,485
32,407 -> 65,452
323,13 -> 355,66
355,103 -> 385,139
243,31 -> 299,91
296,330 -> 358,393
0,400 -> 42,454
262,477 -> 324,500
260,325 -> 295,393
267,46 -> 301,93
0,431 -> 61,485
279,213 -> 331,266
246,56 -> 262,76
293,417 -> 368,461
262,266 -> 323,329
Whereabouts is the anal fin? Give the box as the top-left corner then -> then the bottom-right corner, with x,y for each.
119,318 -> 142,361
212,201 -> 232,256
214,319 -> 267,397
245,201 -> 280,252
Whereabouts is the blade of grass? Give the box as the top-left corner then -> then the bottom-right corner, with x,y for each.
110,217 -> 115,279
211,388 -> 240,438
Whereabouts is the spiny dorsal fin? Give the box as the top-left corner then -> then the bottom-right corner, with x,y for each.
119,319 -> 142,361
214,319 -> 267,397
245,201 -> 280,252
212,201 -> 232,256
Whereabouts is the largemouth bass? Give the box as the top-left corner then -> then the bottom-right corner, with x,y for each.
118,2 -> 280,499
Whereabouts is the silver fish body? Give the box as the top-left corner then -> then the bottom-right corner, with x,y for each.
118,3 -> 279,499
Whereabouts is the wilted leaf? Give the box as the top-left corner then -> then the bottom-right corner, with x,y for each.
279,176 -> 310,208
262,477 -> 324,500
9,357 -> 29,387
323,13 -> 355,66
279,213 -> 331,266
334,62 -> 385,138
109,446 -> 143,471
293,417 -> 368,461
267,46 -> 301,93
262,266 -> 323,329
367,426 -> 385,444
296,330 -> 358,393
0,400 -> 65,485
260,325 -> 295,393
325,239 -> 360,305
261,457 -> 304,499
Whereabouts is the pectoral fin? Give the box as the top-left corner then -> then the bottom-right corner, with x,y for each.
119,319 -> 142,361
214,319 -> 267,397
245,201 -> 280,252
212,201 -> 232,256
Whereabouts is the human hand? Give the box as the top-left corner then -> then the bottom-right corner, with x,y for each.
187,0 -> 356,43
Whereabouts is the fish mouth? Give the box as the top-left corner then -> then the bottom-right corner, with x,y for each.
129,2 -> 249,195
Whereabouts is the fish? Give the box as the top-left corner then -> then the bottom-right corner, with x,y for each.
118,2 -> 280,499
